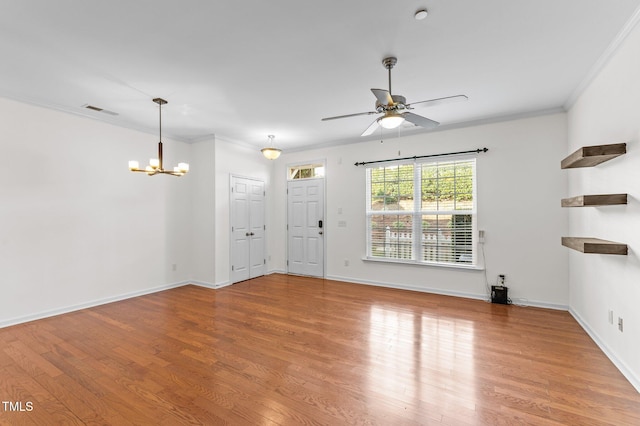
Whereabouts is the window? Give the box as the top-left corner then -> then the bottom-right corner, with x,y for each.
288,163 -> 325,180
366,158 -> 477,267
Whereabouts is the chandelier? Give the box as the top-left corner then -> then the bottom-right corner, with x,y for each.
261,134 -> 281,160
128,98 -> 189,176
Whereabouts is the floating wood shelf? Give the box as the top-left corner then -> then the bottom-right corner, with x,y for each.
561,194 -> 628,207
562,237 -> 628,255
561,143 -> 626,169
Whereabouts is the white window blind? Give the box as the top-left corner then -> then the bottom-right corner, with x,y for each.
366,157 -> 477,267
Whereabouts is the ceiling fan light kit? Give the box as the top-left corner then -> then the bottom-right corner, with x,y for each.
321,56 -> 467,137
378,113 -> 405,129
261,135 -> 282,160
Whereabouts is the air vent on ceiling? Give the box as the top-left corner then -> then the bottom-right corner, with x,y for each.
82,104 -> 119,116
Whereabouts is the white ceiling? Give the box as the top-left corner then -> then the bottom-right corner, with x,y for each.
2,1 -> 640,152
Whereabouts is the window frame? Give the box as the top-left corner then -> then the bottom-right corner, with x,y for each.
365,156 -> 479,269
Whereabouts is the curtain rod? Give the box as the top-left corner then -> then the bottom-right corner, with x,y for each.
354,147 -> 488,166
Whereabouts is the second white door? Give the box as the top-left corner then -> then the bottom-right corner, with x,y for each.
231,176 -> 265,283
287,178 -> 324,277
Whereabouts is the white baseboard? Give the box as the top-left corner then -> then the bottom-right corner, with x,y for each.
214,280 -> 233,289
0,281 -> 190,329
325,274 -> 568,311
326,273 -> 487,301
569,308 -> 640,393
509,298 -> 568,311
190,280 -> 217,289
212,269 -> 285,289
212,270 -> 287,289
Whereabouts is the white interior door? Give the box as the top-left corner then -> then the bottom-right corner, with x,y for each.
231,176 -> 265,283
287,178 -> 324,277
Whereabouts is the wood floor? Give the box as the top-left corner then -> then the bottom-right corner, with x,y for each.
1,274 -> 639,425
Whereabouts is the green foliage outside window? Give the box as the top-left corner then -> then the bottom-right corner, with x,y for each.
370,162 -> 473,209
422,162 -> 473,203
370,164 -> 414,209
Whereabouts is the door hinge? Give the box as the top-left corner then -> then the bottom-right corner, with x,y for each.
287,260 -> 289,266
264,259 -> 266,264
231,265 -> 234,271
264,225 -> 266,230
264,191 -> 266,196
231,226 -> 234,231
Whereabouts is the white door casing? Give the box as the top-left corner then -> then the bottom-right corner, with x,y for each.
287,178 -> 324,277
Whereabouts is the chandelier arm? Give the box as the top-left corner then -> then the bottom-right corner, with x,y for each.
161,170 -> 184,177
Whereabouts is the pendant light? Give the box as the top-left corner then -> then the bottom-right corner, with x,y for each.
128,98 -> 189,176
261,134 -> 282,160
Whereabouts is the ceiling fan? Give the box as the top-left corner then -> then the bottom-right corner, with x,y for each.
321,57 -> 467,136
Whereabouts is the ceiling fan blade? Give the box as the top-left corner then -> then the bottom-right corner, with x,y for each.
371,88 -> 393,106
408,94 -> 468,109
403,112 -> 439,129
321,111 -> 377,121
361,119 -> 380,136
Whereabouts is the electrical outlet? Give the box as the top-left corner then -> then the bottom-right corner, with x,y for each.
172,264 -> 177,272
344,259 -> 350,267
608,310 -> 614,324
498,274 -> 505,285
478,230 -> 485,243
618,317 -> 624,332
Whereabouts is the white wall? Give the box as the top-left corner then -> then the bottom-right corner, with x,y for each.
0,97 -> 193,326
273,114 -> 569,307
213,138 -> 274,287
0,94 -> 570,330
190,138 -> 216,286
0,98 -> 274,324
567,20 -> 640,391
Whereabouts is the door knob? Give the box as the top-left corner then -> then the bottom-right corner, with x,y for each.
319,231 -> 323,235
245,232 -> 250,236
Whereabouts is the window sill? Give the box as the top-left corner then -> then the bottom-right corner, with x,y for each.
362,256 -> 485,271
